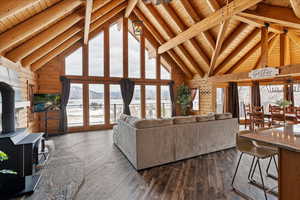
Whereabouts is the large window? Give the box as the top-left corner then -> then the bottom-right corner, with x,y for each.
89,32 -> 104,76
146,85 -> 157,118
110,84 -> 123,123
67,84 -> 83,127
65,48 -> 83,76
161,85 -> 172,118
130,85 -> 141,118
192,88 -> 199,110
128,32 -> 140,78
110,23 -> 123,77
161,65 -> 171,80
238,86 -> 251,119
89,84 -> 104,126
294,84 -> 300,106
260,85 -> 284,112
216,88 -> 225,114
145,42 -> 156,79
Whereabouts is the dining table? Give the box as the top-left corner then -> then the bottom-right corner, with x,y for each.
241,125 -> 300,200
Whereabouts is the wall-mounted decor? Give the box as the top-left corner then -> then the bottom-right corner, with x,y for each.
199,88 -> 212,95
249,67 -> 279,79
132,20 -> 143,36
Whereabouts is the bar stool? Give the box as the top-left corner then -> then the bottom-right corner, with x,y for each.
253,127 -> 279,180
231,130 -> 278,200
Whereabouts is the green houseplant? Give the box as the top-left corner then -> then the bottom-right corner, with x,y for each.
176,84 -> 192,116
0,150 -> 17,175
275,99 -> 292,107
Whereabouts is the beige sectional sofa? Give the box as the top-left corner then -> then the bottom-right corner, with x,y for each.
113,113 -> 238,170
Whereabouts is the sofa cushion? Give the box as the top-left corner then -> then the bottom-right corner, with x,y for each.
134,118 -> 173,129
119,114 -> 129,121
125,116 -> 139,126
215,113 -> 233,120
196,114 -> 215,122
173,116 -> 197,124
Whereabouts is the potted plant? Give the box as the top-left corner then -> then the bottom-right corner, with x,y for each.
275,99 -> 292,108
176,84 -> 192,116
0,150 -> 18,194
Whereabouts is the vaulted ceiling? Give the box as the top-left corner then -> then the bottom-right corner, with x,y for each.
1,0 -> 300,80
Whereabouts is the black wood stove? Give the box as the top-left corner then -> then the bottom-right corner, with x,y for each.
0,82 -> 44,197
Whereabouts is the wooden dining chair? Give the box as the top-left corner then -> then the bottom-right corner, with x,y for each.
251,106 -> 271,129
270,105 -> 285,125
243,103 -> 251,128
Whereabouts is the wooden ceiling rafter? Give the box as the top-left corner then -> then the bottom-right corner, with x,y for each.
290,0 -> 300,18
157,0 -> 263,54
125,0 -> 138,18
31,7 -> 126,72
208,20 -> 230,76
0,0 -> 84,53
225,32 -> 276,74
179,0 -> 216,51
159,3 -> 210,71
6,0 -> 126,64
83,0 -> 93,44
213,28 -> 261,75
133,7 -> 193,79
142,2 -> 204,76
0,0 -> 41,20
239,4 -> 300,30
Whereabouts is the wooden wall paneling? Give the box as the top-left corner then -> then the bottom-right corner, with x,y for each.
123,17 -> 128,78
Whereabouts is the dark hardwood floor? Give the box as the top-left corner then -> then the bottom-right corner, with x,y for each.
52,130 -> 278,200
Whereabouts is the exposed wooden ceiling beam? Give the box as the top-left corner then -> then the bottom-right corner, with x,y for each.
143,2 -> 204,76
133,8 -> 193,79
6,11 -> 83,62
158,0 -> 263,54
208,20 -> 230,76
22,25 -> 82,67
31,34 -> 82,71
210,64 -> 300,83
84,0 -> 93,44
160,3 -> 210,71
290,0 -> 300,19
213,28 -> 261,75
259,26 -> 269,68
253,34 -> 279,69
92,0 -> 111,11
125,0 -> 138,18
0,0 -> 83,53
0,0 -> 40,20
30,7 -> 126,71
179,0 -> 215,51
6,0 -> 125,63
233,15 -> 283,34
225,32 -> 276,74
239,4 -> 300,29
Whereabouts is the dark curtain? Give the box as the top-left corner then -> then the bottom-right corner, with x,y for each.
251,81 -> 261,107
168,81 -> 176,117
59,76 -> 71,133
285,83 -> 294,106
120,78 -> 135,115
227,82 -> 239,119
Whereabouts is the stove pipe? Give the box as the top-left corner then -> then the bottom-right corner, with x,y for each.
0,82 -> 15,134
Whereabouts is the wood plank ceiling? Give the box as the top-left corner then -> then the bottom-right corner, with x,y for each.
1,0 -> 300,80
